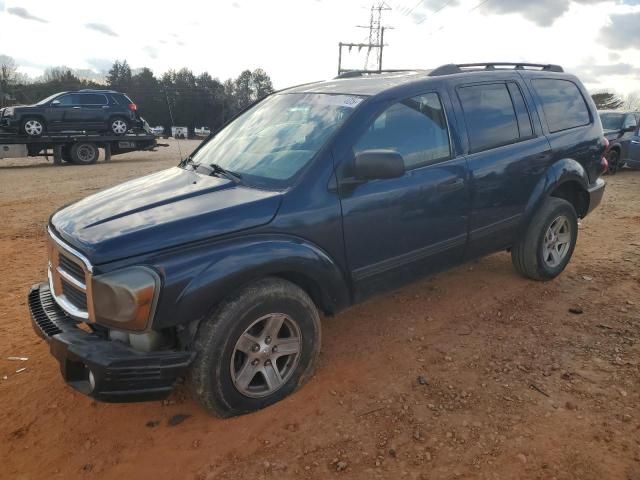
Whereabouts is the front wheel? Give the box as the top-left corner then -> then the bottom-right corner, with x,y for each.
22,117 -> 46,137
190,277 -> 321,417
607,150 -> 621,174
511,197 -> 578,281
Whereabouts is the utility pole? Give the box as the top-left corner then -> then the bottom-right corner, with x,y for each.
337,1 -> 392,76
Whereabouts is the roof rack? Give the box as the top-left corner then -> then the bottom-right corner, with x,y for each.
429,63 -> 564,76
77,88 -> 117,93
334,69 -> 423,79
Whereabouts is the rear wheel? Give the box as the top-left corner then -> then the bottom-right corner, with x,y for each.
70,142 -> 99,165
22,117 -> 46,137
511,197 -> 578,281
190,277 -> 321,417
109,117 -> 129,136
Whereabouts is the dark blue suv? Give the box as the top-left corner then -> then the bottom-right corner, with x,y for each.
0,89 -> 140,136
28,63 -> 607,417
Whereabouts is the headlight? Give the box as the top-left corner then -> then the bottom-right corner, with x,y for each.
91,266 -> 160,331
3,107 -> 14,117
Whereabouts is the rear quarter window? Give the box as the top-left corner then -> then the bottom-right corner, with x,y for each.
532,79 -> 591,133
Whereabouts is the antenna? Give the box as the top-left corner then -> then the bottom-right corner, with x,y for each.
163,88 -> 184,162
337,2 -> 392,75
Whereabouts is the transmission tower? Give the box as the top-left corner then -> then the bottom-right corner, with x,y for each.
337,1 -> 392,75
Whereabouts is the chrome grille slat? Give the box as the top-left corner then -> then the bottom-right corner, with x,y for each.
47,228 -> 93,321
58,255 -> 85,282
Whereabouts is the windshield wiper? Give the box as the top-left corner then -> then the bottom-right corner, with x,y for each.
209,163 -> 243,183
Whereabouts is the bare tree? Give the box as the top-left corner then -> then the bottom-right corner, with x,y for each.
0,54 -> 18,106
623,91 -> 640,111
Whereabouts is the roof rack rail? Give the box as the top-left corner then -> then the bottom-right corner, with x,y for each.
334,69 -> 422,79
429,62 -> 564,76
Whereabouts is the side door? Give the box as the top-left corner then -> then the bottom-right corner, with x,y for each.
452,79 -> 552,258
46,93 -> 78,130
628,120 -> 640,166
67,93 -> 109,129
338,91 -> 470,301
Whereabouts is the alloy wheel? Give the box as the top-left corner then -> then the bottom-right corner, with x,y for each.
542,215 -> 572,268
24,120 -> 43,136
230,313 -> 302,398
111,119 -> 128,135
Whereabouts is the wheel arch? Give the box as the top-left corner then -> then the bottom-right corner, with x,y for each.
523,158 -> 591,228
150,235 -> 351,339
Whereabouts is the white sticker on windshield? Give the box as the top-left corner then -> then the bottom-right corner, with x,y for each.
316,95 -> 364,108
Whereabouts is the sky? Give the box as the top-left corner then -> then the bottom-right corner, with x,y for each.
0,0 -> 639,95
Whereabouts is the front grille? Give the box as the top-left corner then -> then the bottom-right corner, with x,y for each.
61,280 -> 88,310
59,254 -> 85,283
47,230 -> 92,320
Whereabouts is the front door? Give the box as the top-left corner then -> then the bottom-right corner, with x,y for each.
339,92 -> 470,301
46,93 -> 78,130
628,125 -> 640,167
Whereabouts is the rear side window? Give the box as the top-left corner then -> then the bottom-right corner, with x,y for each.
532,79 -> 591,133
79,94 -> 108,105
458,83 -> 520,153
354,92 -> 451,170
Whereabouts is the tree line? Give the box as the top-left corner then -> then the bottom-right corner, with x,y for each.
0,55 -> 275,135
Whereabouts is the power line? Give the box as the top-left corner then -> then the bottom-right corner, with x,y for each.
338,1 -> 392,75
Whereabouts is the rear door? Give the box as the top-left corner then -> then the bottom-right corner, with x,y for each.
67,93 -> 109,129
451,78 -> 552,258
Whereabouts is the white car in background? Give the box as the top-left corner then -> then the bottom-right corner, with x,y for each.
194,126 -> 211,137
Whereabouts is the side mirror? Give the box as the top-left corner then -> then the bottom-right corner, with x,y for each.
623,124 -> 637,133
353,149 -> 405,181
50,100 -> 60,106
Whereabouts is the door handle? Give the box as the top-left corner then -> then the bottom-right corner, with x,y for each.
102,106 -> 109,109
631,140 -> 640,144
72,106 -> 81,109
437,178 -> 464,192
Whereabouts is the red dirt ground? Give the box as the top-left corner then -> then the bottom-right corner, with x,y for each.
1,142 -> 639,479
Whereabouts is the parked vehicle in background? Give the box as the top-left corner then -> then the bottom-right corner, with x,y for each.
171,126 -> 188,139
0,89 -> 142,137
29,62 -> 607,417
151,126 -> 164,136
195,126 -> 211,137
599,110 -> 640,173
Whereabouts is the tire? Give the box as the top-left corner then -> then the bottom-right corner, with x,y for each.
190,277 -> 321,417
606,149 -> 620,174
22,117 -> 46,137
511,197 -> 578,281
109,117 -> 129,136
70,142 -> 99,165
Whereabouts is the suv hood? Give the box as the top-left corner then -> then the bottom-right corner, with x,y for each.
51,167 -> 282,265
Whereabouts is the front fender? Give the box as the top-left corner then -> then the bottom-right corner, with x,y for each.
522,158 -> 589,226
151,234 -> 351,331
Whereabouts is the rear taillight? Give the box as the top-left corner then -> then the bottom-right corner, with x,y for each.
128,103 -> 137,111
601,137 -> 609,174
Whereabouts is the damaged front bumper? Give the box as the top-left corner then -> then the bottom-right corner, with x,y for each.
28,282 -> 194,402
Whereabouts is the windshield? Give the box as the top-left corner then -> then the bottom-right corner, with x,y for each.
599,113 -> 625,130
187,92 -> 365,187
